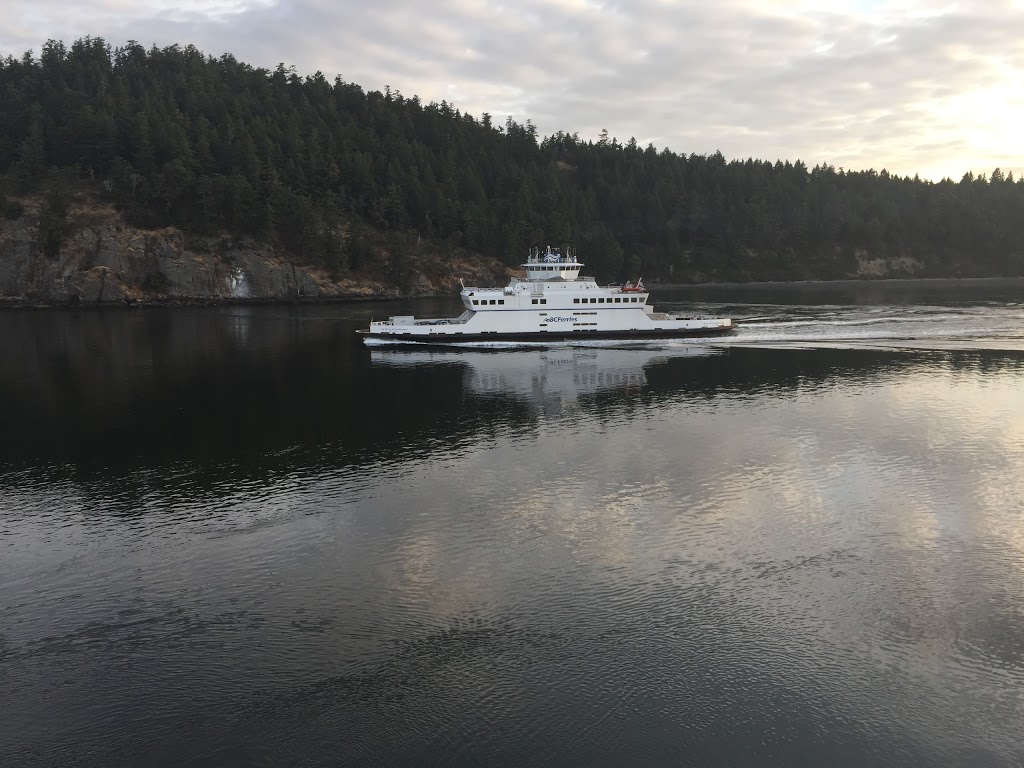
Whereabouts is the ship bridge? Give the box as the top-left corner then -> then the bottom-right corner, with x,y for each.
523,245 -> 581,282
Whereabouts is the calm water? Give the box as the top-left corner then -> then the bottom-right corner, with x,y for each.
3,283 -> 1024,766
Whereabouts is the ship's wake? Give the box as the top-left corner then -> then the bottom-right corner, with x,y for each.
362,303 -> 1024,353
702,303 -> 1024,351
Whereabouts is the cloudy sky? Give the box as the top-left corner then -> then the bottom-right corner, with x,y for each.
4,0 -> 1024,181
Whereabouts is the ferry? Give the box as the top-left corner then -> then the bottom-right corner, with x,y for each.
359,246 -> 734,345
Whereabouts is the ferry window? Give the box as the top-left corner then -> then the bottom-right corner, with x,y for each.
532,299 -> 538,304
573,298 -> 580,304
541,299 -> 547,304
472,300 -> 479,305
599,298 -> 605,303
591,298 -> 597,304
614,298 -> 621,303
498,299 -> 504,305
490,299 -> 497,305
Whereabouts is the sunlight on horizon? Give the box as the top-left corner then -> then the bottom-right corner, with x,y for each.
2,0 -> 1023,181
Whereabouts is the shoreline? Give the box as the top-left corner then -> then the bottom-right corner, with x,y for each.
0,293 -> 416,311
2,275 -> 1023,310
648,276 -> 1024,290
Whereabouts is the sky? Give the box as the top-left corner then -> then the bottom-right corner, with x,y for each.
3,0 -> 1024,181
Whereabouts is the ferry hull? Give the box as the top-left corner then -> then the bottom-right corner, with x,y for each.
360,324 -> 734,345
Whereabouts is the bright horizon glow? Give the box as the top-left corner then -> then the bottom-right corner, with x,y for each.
2,0 -> 1023,182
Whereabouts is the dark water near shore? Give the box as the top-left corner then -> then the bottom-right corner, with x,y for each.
3,282 -> 1024,766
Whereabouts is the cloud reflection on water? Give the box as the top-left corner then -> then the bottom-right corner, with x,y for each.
3,309 -> 1024,764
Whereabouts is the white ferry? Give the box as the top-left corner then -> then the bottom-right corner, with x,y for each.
359,246 -> 734,345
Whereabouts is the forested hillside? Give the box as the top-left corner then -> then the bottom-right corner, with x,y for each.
2,37 -> 1023,285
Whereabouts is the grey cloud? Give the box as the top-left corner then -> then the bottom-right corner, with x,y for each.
2,0 -> 1023,178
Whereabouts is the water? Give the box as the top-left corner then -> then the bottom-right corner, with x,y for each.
2,283 -> 1024,766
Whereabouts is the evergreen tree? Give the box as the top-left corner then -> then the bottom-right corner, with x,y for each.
0,37 -> 1022,283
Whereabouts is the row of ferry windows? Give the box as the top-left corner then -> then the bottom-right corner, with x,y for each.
472,296 -> 643,306
576,297 -> 643,304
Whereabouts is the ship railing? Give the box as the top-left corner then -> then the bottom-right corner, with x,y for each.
374,316 -> 465,328
413,315 -> 473,325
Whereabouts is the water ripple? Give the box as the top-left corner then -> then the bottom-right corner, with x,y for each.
4,303 -> 1024,766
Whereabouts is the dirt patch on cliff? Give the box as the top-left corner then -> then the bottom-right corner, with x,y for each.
0,190 -> 512,306
855,251 -> 925,278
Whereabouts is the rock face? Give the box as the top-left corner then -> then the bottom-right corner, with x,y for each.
0,200 -> 511,305
853,250 -> 925,278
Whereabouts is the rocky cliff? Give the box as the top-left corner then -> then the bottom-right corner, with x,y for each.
0,195 -> 512,306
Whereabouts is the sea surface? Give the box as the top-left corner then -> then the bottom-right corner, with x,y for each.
2,282 -> 1024,766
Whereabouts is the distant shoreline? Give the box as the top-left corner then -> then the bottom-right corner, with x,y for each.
648,276 -> 1024,290
0,294 -> 400,311
2,275 -> 1023,310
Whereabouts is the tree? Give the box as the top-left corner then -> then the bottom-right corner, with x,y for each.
0,36 -> 1021,285
39,177 -> 72,259
15,108 -> 47,189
